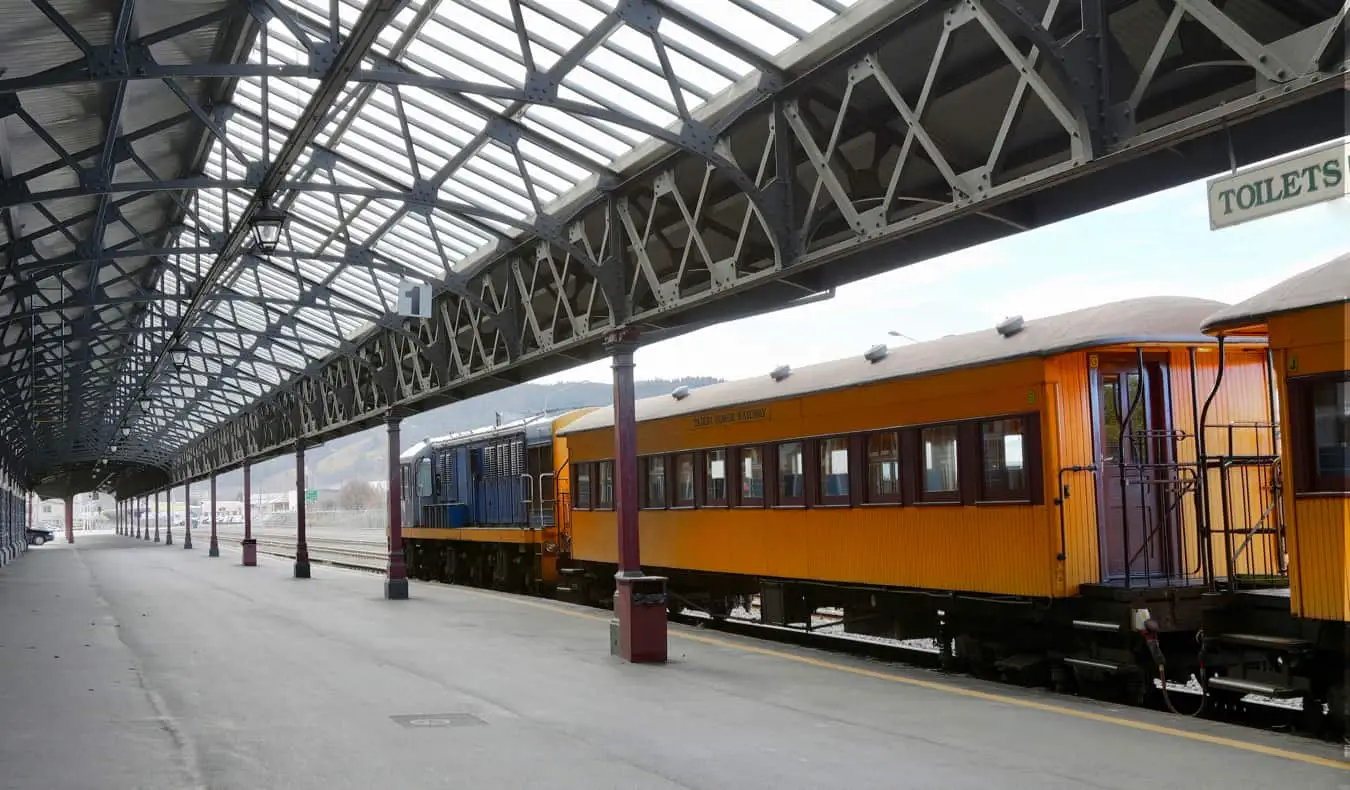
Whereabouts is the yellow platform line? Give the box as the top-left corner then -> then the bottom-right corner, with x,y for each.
450,585 -> 1349,773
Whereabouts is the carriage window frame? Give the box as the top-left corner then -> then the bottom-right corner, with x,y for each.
916,423 -> 961,503
596,460 -> 615,510
979,416 -> 1032,502
641,455 -> 668,509
573,462 -> 593,510
1289,371 -> 1350,495
818,436 -> 851,506
864,430 -> 903,504
736,446 -> 765,507
776,441 -> 806,506
673,452 -> 697,507
705,448 -> 729,507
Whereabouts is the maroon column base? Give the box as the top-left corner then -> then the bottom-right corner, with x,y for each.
611,575 -> 668,663
241,538 -> 257,566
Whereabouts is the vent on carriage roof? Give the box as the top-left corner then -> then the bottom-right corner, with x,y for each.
671,385 -> 690,400
864,344 -> 889,363
996,315 -> 1025,337
770,364 -> 791,382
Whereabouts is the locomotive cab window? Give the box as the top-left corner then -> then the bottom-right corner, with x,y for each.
416,457 -> 433,497
596,461 -> 614,509
819,437 -> 850,505
866,431 -> 901,503
920,425 -> 959,502
778,442 -> 805,505
980,417 -> 1029,501
706,449 -> 728,506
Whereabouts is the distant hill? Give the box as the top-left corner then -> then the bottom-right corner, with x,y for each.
249,376 -> 720,493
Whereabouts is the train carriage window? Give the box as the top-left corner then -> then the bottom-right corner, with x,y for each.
1294,375 -> 1350,493
819,437 -> 850,505
738,447 -> 764,506
706,449 -> 728,506
574,463 -> 592,509
597,461 -> 614,509
866,431 -> 902,503
919,425 -> 959,502
643,456 -> 667,509
980,417 -> 1029,501
777,442 -> 805,506
673,453 -> 696,507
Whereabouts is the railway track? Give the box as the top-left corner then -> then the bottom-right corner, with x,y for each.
227,531 -> 1335,742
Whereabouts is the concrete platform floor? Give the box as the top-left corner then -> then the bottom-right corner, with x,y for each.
1,536 -> 1346,790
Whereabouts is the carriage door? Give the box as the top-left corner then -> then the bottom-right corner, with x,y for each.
524,445 -> 555,528
1094,357 -> 1170,580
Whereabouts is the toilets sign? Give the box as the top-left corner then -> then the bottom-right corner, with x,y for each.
1207,139 -> 1348,230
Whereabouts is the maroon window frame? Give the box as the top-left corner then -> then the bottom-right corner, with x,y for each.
596,460 -> 615,509
916,424 -> 960,503
704,448 -> 729,506
1289,371 -> 1350,495
776,441 -> 805,506
737,446 -> 765,507
865,430 -> 902,504
673,452 -> 697,507
574,462 -> 593,509
978,416 -> 1032,502
818,436 -> 851,505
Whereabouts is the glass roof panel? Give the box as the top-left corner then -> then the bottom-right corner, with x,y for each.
130,0 -> 853,451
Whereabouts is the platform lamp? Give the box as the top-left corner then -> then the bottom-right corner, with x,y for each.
249,203 -> 289,254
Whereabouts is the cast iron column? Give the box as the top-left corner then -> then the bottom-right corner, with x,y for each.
606,327 -> 668,663
153,491 -> 161,543
143,496 -> 151,540
294,443 -> 310,578
183,480 -> 193,550
241,464 -> 256,566
164,489 -> 174,546
385,411 -> 409,599
208,474 -> 219,557
64,494 -> 74,544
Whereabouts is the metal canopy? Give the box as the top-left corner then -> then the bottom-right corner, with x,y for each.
0,0 -> 1345,498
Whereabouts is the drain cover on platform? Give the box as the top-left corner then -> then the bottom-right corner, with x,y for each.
390,713 -> 486,728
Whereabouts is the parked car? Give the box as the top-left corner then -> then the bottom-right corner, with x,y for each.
26,527 -> 55,546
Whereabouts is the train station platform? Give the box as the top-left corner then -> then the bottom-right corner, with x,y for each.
1,536 -> 1345,790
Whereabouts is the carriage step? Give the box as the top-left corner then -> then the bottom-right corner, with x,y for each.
1072,619 -> 1122,633
558,567 -> 587,576
1064,656 -> 1130,674
1206,676 -> 1303,698
1209,633 -> 1312,651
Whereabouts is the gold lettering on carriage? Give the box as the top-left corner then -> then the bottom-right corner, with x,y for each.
691,407 -> 768,428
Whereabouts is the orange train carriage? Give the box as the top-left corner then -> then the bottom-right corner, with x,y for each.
1199,253 -> 1348,727
555,292 -> 1343,725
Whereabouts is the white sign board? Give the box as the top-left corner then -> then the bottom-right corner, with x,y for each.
396,279 -> 432,318
1208,139 -> 1349,230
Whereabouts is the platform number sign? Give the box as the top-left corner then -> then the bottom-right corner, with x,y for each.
397,279 -> 433,318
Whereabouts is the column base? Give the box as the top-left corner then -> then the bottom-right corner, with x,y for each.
154,536 -> 161,544
241,538 -> 257,566
183,536 -> 193,550
384,577 -> 409,600
294,560 -> 311,579
208,541 -> 219,557
164,534 -> 173,546
611,575 -> 669,663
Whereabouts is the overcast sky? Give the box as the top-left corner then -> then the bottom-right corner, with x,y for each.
538,141 -> 1350,384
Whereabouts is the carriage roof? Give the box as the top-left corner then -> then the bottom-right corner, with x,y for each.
561,296 -> 1245,435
